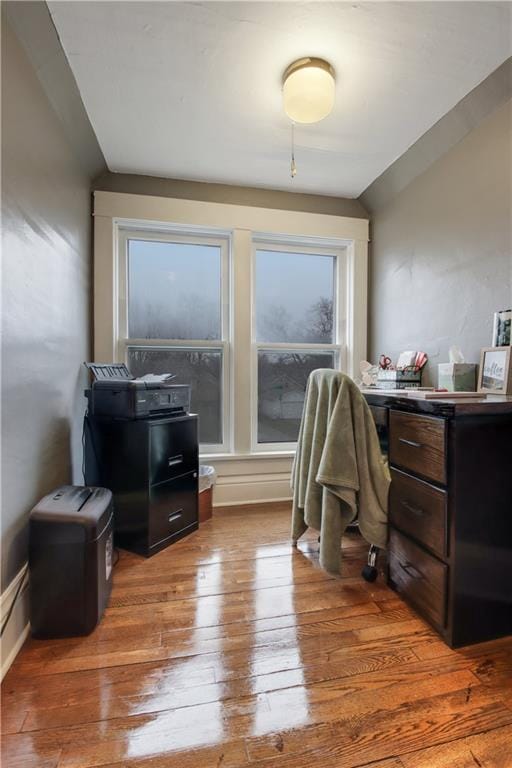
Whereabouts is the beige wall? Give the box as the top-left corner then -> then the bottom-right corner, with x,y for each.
1,15 -> 97,592
368,99 -> 512,384
95,172 -> 368,219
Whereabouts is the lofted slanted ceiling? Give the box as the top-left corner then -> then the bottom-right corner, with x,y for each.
48,1 -> 512,198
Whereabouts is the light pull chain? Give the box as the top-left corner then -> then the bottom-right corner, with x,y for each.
290,122 -> 297,179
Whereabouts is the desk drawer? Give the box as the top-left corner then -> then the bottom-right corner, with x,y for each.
149,419 -> 198,486
390,468 -> 447,558
149,472 -> 198,549
389,528 -> 447,630
390,411 -> 446,484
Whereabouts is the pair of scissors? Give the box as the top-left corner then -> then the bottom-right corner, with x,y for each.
379,354 -> 392,370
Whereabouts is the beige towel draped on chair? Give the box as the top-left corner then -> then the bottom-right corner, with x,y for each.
291,369 -> 390,575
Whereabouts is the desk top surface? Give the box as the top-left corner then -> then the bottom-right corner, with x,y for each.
362,390 -> 512,417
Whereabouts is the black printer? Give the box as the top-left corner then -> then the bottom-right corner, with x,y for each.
85,362 -> 191,420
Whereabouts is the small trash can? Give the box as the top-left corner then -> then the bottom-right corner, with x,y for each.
29,485 -> 113,638
198,465 -> 216,523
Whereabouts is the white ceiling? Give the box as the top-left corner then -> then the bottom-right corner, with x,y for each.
48,1 -> 512,198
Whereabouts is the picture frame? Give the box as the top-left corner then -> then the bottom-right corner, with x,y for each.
491,309 -> 511,347
477,346 -> 512,395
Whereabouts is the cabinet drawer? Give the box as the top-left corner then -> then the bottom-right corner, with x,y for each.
150,418 -> 198,486
389,528 -> 447,629
149,472 -> 198,549
389,411 -> 446,484
390,469 -> 447,558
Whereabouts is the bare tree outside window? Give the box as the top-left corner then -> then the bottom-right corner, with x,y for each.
255,249 -> 335,343
308,297 -> 333,342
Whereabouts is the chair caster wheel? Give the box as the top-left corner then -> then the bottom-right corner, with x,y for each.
361,564 -> 378,583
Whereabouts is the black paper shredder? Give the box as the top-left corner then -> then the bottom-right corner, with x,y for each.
29,485 -> 114,638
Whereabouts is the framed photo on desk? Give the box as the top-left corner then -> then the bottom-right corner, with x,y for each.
478,346 -> 512,394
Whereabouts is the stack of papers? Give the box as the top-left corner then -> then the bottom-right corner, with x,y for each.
407,391 -> 485,400
139,373 -> 176,383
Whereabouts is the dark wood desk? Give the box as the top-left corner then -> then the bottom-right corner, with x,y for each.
363,391 -> 512,648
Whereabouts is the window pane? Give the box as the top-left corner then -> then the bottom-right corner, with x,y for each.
258,351 -> 335,443
128,347 -> 223,445
128,239 -> 222,340
255,249 -> 335,343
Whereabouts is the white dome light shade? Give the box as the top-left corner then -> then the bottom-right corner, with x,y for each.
282,58 -> 335,124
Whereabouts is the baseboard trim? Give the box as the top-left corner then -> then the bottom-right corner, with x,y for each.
213,475 -> 292,506
1,622 -> 30,681
213,496 -> 292,508
1,564 -> 30,681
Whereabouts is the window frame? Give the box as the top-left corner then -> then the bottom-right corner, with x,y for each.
117,226 -> 231,454
95,192 -> 369,479
251,237 -> 348,452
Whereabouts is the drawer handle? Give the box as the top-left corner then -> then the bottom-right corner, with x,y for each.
399,560 -> 423,579
399,438 -> 423,449
167,454 -> 184,468
401,500 -> 424,517
168,510 -> 183,523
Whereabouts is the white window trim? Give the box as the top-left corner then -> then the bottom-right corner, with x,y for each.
93,192 -> 369,475
117,227 -> 231,454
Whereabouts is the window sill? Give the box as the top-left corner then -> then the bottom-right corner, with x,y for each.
200,451 -> 295,462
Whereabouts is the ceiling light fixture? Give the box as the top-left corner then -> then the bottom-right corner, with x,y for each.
282,57 -> 335,179
283,57 -> 336,124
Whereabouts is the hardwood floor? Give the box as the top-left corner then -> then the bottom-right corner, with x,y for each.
2,502 -> 511,768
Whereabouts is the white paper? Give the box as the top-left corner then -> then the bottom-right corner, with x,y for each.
449,346 -> 465,364
396,351 -> 416,369
139,373 -> 176,383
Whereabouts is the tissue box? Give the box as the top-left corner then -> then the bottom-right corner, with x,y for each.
438,363 -> 477,392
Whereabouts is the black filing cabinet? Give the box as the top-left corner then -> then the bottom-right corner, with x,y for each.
89,414 -> 199,556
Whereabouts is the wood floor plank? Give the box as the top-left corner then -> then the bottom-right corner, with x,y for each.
51,685 -> 512,768
16,584 -> 399,667
400,722 -> 512,767
359,762 -> 404,768
59,737 -> 248,768
10,609 -> 428,679
469,643 -> 512,702
18,644 -> 472,734
8,641 -> 416,737
15,602 -> 388,664
5,608 -> 417,733
1,504 -> 510,768
0,748 -> 62,768
245,686 -> 512,766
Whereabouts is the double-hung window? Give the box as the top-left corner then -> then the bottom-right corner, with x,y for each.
253,239 -> 346,451
118,229 -> 230,452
